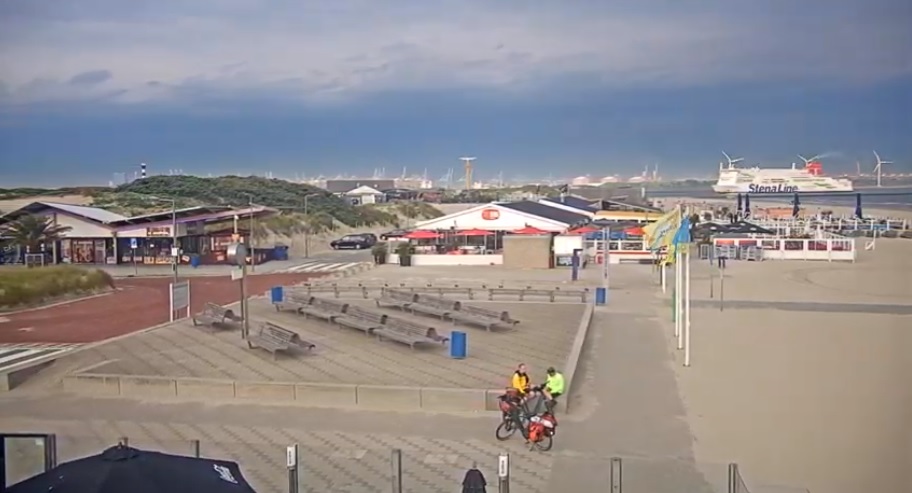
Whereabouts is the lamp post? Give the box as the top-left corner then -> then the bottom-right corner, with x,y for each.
302,193 -> 321,258
170,198 -> 178,283
248,195 -> 255,273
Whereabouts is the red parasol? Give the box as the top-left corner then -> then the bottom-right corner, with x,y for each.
568,225 -> 599,234
512,226 -> 549,235
624,226 -> 645,236
455,228 -> 494,236
404,230 -> 441,240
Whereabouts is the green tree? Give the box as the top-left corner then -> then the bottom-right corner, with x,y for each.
0,215 -> 72,252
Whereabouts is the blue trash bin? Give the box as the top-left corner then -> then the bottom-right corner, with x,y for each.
270,286 -> 284,304
595,287 -> 607,305
450,331 -> 467,359
189,255 -> 201,268
273,245 -> 289,261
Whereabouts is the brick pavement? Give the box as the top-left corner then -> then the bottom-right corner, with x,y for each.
0,273 -> 326,344
2,415 -> 553,493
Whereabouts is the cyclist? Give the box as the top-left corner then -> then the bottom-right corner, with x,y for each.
541,367 -> 565,411
510,363 -> 531,396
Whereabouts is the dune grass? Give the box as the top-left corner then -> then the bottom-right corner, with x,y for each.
0,265 -> 115,309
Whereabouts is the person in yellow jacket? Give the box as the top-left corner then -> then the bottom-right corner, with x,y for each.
510,363 -> 531,396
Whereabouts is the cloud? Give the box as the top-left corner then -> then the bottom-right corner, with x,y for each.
68,69 -> 113,86
0,0 -> 910,106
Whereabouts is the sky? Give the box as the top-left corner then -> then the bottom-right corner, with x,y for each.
0,0 -> 910,186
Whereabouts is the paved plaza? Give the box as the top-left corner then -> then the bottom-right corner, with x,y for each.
3,250 -> 908,492
65,299 -> 584,389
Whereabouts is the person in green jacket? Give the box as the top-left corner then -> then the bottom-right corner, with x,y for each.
542,367 -> 565,405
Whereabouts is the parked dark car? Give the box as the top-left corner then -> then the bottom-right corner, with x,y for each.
330,234 -> 378,250
379,229 -> 409,240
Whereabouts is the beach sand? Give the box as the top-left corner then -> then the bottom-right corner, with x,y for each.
662,239 -> 911,493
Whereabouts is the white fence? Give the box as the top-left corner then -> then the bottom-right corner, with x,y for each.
709,236 -> 856,262
752,217 -> 908,233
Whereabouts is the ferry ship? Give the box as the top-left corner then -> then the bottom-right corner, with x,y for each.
713,155 -> 854,194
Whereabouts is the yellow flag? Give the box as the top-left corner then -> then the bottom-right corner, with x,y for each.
643,207 -> 682,252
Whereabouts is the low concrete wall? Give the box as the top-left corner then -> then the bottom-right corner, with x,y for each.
61,373 -> 494,413
561,300 -> 595,413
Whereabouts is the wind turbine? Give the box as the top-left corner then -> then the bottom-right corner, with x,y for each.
797,153 -> 826,166
873,150 -> 892,187
721,151 -> 744,170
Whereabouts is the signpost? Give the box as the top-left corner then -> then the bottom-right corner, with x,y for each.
227,243 -> 249,339
130,238 -> 138,276
169,281 -> 190,322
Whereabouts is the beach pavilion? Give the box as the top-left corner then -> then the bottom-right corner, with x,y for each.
0,202 -> 276,265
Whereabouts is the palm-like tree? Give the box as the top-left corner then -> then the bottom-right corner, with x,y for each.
0,215 -> 72,252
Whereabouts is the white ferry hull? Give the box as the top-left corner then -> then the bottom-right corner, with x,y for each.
712,183 -> 854,194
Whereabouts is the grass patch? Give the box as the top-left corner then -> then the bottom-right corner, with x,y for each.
0,266 -> 115,310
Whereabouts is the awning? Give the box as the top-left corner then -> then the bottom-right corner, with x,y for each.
512,226 -> 549,235
455,229 -> 494,236
404,230 -> 442,239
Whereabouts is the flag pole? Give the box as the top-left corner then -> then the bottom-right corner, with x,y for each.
675,244 -> 684,349
673,204 -> 683,347
684,208 -> 692,366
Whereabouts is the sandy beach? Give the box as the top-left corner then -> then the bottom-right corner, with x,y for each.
655,236 -> 911,493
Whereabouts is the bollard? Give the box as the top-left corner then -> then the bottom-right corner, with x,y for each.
286,444 -> 299,493
390,449 -> 403,493
609,457 -> 622,493
595,287 -> 607,306
727,463 -> 739,493
191,439 -> 200,458
498,453 -> 510,493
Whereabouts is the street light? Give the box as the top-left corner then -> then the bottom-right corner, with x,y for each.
302,193 -> 322,258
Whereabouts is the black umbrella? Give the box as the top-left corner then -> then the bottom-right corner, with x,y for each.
736,194 -> 743,216
9,445 -> 258,493
743,195 -> 751,218
792,193 -> 800,218
854,193 -> 863,219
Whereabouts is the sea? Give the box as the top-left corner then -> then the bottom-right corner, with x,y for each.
646,186 -> 912,213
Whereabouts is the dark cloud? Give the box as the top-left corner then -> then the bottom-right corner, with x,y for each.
68,70 -> 113,86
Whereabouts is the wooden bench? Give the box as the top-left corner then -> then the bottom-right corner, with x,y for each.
274,290 -> 313,313
374,317 -> 449,349
246,322 -> 316,359
192,302 -> 243,328
409,294 -> 456,320
487,288 -> 588,302
488,288 -> 551,301
335,305 -> 387,334
411,286 -> 476,299
457,302 -> 519,325
300,297 -> 348,322
446,302 -> 519,331
375,289 -> 418,310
